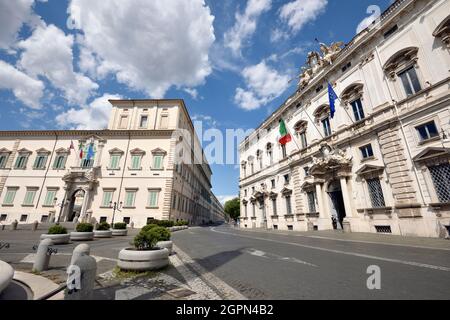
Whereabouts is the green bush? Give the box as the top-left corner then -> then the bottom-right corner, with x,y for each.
113,222 -> 127,230
97,222 -> 111,231
76,223 -> 94,232
147,218 -> 160,225
142,224 -> 158,233
158,220 -> 175,228
176,220 -> 189,226
133,229 -> 160,250
152,226 -> 171,241
48,225 -> 67,235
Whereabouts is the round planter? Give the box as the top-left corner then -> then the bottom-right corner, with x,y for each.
0,260 -> 14,295
94,230 -> 113,238
70,232 -> 94,241
156,241 -> 173,254
111,229 -> 128,236
40,233 -> 70,245
117,248 -> 169,271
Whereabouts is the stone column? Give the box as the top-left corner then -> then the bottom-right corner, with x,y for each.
315,183 -> 325,219
339,176 -> 354,218
95,141 -> 105,167
80,187 -> 91,220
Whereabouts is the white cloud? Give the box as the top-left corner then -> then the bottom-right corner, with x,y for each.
234,61 -> 290,111
217,195 -> 237,205
192,114 -> 219,127
56,93 -> 122,130
183,88 -> 200,100
17,24 -> 98,106
0,60 -> 44,109
0,0 -> 46,51
224,0 -> 272,56
278,0 -> 327,34
68,0 -> 215,98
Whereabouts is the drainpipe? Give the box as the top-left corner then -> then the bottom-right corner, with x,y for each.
374,46 -> 426,206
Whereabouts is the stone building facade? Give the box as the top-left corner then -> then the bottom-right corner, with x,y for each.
239,0 -> 450,238
0,99 -> 225,228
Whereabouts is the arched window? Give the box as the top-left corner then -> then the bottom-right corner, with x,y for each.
266,143 -> 273,165
256,150 -> 263,170
294,120 -> 308,149
432,14 -> 450,49
314,104 -> 332,137
340,83 -> 365,122
383,47 -> 422,98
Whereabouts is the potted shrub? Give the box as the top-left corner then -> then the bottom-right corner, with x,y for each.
112,222 -> 128,236
70,223 -> 94,241
94,222 -> 112,238
117,227 -> 169,271
40,225 -> 70,244
153,226 -> 173,254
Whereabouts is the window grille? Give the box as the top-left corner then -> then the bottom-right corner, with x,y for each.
429,164 -> 450,203
375,225 -> 392,233
367,178 -> 386,208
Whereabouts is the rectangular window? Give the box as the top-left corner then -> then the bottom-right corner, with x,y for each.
304,167 -> 310,177
123,217 -> 131,224
307,191 -> 317,213
244,204 -> 248,217
119,115 -> 128,129
416,121 -> 439,142
3,188 -> 18,205
271,179 -> 276,189
41,215 -> 49,223
428,163 -> 450,203
43,189 -> 57,206
102,190 -> 114,207
272,198 -> 277,216
130,155 -> 142,170
15,155 -> 28,169
284,174 -> 290,185
367,178 -> 386,208
33,155 -> 47,169
399,66 -> 421,97
109,155 -> 121,169
23,188 -> 37,206
244,189 -> 248,197
124,190 -> 137,207
0,155 -> 8,168
100,217 -> 107,223
299,132 -> 308,149
153,155 -> 163,169
322,117 -> 332,137
160,115 -> 169,129
286,196 -> 292,215
20,214 -> 28,222
53,155 -> 66,169
281,145 -> 287,158
148,190 -> 160,208
360,144 -> 374,159
0,214 -> 7,222
139,115 -> 148,128
351,98 -> 365,121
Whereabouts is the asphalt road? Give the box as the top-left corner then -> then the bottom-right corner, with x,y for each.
172,225 -> 450,300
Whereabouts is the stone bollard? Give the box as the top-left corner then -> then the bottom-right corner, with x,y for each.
307,221 -> 315,231
31,221 -> 39,231
70,244 -> 90,266
65,255 -> 97,300
10,220 -> 18,231
130,222 -> 134,229
343,220 -> 351,233
73,216 -> 79,224
32,238 -> 55,273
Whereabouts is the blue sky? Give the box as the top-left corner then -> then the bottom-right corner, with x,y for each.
0,0 -> 392,203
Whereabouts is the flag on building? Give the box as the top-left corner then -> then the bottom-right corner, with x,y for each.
328,82 -> 339,119
278,119 -> 292,145
68,140 -> 75,155
79,142 -> 84,159
86,142 -> 95,160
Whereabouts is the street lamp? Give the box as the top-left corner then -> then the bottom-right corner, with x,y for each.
109,201 -> 123,228
55,197 -> 69,224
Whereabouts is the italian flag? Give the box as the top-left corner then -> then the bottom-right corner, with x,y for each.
279,119 -> 292,145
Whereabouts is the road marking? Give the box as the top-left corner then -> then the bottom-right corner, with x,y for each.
238,229 -> 450,251
246,249 -> 317,267
211,228 -> 450,272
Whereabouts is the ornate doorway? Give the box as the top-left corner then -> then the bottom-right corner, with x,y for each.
66,189 -> 85,222
327,180 -> 346,230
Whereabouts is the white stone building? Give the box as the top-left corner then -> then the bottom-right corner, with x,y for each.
0,99 -> 225,228
239,0 -> 450,238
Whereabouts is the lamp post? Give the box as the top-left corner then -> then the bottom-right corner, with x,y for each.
55,197 -> 69,224
109,201 -> 123,229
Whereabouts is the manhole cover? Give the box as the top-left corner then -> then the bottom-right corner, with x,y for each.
166,288 -> 195,298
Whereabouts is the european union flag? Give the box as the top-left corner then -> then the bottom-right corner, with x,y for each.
86,143 -> 95,160
328,82 -> 338,119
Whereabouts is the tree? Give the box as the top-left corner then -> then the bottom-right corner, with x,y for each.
224,198 -> 240,221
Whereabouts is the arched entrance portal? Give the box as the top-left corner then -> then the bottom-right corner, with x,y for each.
66,189 -> 85,222
327,180 -> 346,230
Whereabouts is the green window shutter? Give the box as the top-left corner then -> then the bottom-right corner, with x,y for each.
125,191 -> 135,207
110,155 -> 120,169
4,189 -> 16,205
148,191 -> 159,207
131,156 -> 141,169
102,191 -> 113,207
44,190 -> 56,206
24,190 -> 36,205
153,155 -> 162,169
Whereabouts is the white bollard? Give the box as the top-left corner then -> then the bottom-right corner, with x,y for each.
65,255 -> 97,300
70,244 -> 90,266
32,238 -> 55,273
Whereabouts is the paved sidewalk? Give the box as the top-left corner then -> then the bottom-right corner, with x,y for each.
232,227 -> 450,250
